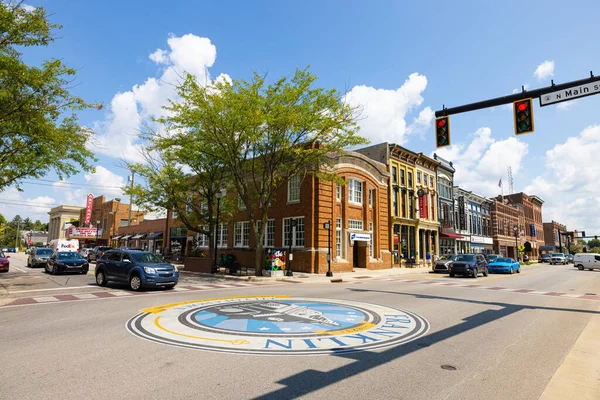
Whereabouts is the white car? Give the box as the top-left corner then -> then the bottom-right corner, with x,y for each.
550,253 -> 567,265
573,253 -> 600,271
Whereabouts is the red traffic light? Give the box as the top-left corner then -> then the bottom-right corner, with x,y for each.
517,102 -> 528,112
437,119 -> 446,127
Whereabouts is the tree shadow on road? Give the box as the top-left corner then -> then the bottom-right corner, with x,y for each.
251,288 -> 600,400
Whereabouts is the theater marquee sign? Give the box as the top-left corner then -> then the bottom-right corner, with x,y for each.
127,296 -> 430,355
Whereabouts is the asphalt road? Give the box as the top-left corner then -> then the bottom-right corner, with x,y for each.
1,257 -> 599,400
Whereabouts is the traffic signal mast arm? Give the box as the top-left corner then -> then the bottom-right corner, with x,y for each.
435,73 -> 600,117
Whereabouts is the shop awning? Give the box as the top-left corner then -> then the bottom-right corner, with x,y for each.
111,235 -> 122,240
132,233 -> 146,239
147,232 -> 163,240
120,235 -> 132,240
441,233 -> 464,239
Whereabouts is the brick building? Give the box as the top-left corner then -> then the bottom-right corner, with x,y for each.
503,193 -> 545,258
183,150 -> 391,273
490,197 -> 521,258
543,220 -> 567,252
82,195 -> 144,246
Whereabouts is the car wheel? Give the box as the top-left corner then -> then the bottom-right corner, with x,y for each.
96,270 -> 107,286
50,265 -> 56,275
81,269 -> 88,275
472,268 -> 478,278
449,273 -> 455,277
129,274 -> 142,291
27,260 -> 30,268
509,267 -> 514,274
483,267 -> 489,277
589,269 -> 594,271
517,267 -> 521,273
577,264 -> 584,271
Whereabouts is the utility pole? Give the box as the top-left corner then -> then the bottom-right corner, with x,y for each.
128,170 -> 135,226
15,221 -> 21,250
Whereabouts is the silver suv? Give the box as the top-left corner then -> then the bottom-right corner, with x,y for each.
550,253 -> 567,265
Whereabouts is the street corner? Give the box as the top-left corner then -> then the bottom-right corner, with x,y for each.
126,295 -> 430,355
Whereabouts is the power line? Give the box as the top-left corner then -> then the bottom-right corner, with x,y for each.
0,199 -> 60,208
22,179 -> 124,190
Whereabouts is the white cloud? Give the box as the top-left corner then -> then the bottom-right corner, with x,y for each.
52,166 -> 126,206
22,4 -> 35,12
91,34 -> 218,163
524,125 -> 600,233
0,188 -> 56,221
343,73 -> 433,145
534,60 -> 555,81
434,127 -> 529,196
556,100 -> 576,110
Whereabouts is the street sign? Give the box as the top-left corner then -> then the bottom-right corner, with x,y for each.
539,81 -> 600,107
349,232 -> 370,241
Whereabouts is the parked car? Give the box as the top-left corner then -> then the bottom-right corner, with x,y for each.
550,253 -> 567,265
46,251 -> 89,275
539,254 -> 551,263
80,248 -> 93,258
0,250 -> 9,273
88,246 -> 113,263
488,257 -> 521,274
433,254 -> 456,273
573,253 -> 600,271
27,247 -> 54,268
1,248 -> 7,252
7,248 -> 16,253
95,250 -> 178,291
448,254 -> 488,278
486,254 -> 500,263
118,247 -> 144,251
566,254 -> 574,264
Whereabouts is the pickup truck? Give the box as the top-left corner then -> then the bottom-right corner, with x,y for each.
550,253 -> 567,265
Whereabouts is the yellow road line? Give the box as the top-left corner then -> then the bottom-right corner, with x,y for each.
153,316 -> 249,345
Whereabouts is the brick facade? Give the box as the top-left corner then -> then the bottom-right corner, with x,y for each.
543,220 -> 567,250
503,193 -> 545,258
490,197 -> 521,258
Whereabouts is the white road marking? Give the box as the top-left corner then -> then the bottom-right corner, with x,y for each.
109,291 -> 134,297
33,296 -> 58,303
73,293 -> 98,299
10,266 -> 27,273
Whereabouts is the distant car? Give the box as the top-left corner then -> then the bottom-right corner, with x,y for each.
80,248 -> 93,258
46,251 -> 89,275
550,253 -> 567,265
433,254 -> 456,273
118,247 -> 144,251
565,254 -> 574,264
573,253 -> 600,271
1,248 -> 7,252
0,250 -> 9,273
488,257 -> 521,274
486,254 -> 500,263
27,247 -> 54,267
95,250 -> 178,291
88,246 -> 113,263
539,254 -> 551,263
448,254 -> 488,278
7,248 -> 16,253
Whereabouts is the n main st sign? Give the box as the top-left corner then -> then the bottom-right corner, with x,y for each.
539,81 -> 600,107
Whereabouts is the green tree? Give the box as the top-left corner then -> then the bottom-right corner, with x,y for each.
586,238 -> 600,248
168,68 -> 366,274
569,244 -> 582,254
0,2 -> 96,191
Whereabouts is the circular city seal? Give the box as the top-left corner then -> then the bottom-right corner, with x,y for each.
127,296 -> 429,355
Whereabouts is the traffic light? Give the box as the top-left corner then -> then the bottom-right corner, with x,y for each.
513,98 -> 534,135
435,116 -> 450,148
582,231 -> 586,237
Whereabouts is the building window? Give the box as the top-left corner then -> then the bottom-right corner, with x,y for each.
369,189 -> 374,207
430,176 -> 434,187
103,219 -> 107,230
369,221 -> 374,258
423,173 -> 428,186
348,219 -> 364,230
407,172 -> 413,188
171,210 -> 177,219
336,184 -> 342,202
417,171 -> 421,184
196,225 -> 210,247
336,218 -> 342,259
400,169 -> 405,185
287,176 -> 301,203
256,220 -> 275,247
238,195 -> 246,210
401,192 -> 407,218
392,166 -> 398,184
393,191 -> 398,216
283,217 -> 305,247
234,221 -> 250,247
348,179 -> 363,204
409,195 -> 414,219
120,219 -> 129,227
217,223 -> 228,248
186,195 -> 193,214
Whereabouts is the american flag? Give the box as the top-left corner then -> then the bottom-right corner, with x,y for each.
498,178 -> 502,188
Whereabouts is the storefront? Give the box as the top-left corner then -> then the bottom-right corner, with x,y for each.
440,232 -> 463,255
471,235 -> 493,254
147,232 -> 163,253
393,223 -> 417,264
132,233 -> 146,250
456,236 -> 471,254
169,227 -> 188,257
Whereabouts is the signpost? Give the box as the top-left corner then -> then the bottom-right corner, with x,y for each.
540,81 -> 600,107
84,193 -> 94,227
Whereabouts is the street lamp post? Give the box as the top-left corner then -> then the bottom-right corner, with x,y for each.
112,198 -> 121,247
95,220 -> 100,245
286,219 -> 298,277
212,189 -> 226,274
324,221 -> 333,277
15,221 -> 21,250
513,225 -> 519,262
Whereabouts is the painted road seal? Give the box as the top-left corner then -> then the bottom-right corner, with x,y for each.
127,296 -> 429,355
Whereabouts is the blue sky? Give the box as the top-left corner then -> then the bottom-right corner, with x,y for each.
4,0 -> 600,233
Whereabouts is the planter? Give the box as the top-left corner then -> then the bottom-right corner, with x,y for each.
262,269 -> 284,277
184,257 -> 213,273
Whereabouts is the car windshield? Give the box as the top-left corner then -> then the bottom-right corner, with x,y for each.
0,252 -> 4,258
36,249 -> 53,255
56,252 -> 82,260
542,254 -> 550,258
131,252 -> 165,263
455,255 -> 475,262
439,255 -> 454,260
551,253 -> 564,257
488,255 -> 499,260
496,258 -> 513,263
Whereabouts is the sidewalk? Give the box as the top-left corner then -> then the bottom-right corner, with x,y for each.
539,304 -> 600,400
179,265 -> 432,284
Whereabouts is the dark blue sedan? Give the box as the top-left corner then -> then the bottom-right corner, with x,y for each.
488,257 -> 521,274
46,251 -> 89,275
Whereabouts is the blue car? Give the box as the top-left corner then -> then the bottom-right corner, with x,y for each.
95,250 -> 178,291
488,257 -> 521,274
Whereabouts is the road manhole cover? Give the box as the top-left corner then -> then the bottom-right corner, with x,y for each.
441,365 -> 457,371
127,296 -> 430,355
